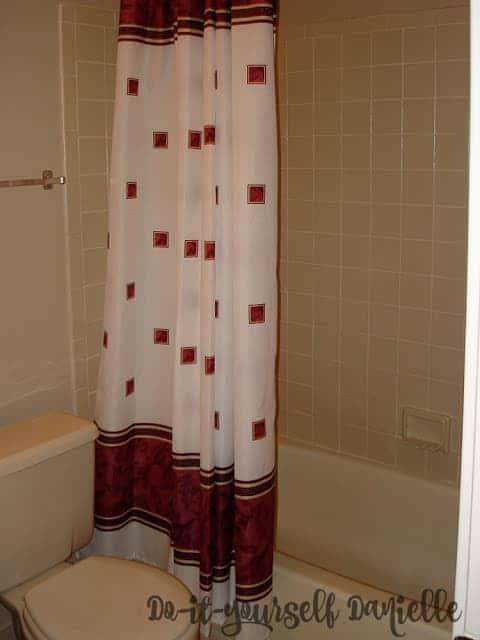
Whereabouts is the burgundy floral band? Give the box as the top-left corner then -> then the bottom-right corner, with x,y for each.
94,423 -> 275,601
119,0 -> 277,45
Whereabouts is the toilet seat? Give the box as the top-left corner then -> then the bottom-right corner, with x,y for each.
23,556 -> 199,640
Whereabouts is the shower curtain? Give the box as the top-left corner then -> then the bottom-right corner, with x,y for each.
92,0 -> 277,629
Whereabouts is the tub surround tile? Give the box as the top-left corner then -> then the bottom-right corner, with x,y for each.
279,6 -> 468,486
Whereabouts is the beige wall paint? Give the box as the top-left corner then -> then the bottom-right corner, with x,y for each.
0,0 -> 118,425
0,1 -> 71,423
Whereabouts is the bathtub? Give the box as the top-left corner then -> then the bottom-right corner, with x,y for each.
271,439 -> 459,639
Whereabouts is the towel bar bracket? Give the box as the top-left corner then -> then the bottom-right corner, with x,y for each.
0,169 -> 66,191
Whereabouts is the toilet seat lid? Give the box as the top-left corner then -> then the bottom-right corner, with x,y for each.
24,556 -> 198,640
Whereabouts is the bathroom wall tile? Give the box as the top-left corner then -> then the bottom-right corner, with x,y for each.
278,6 -> 468,484
287,412 -> 313,441
436,61 -> 469,97
288,382 -> 312,415
403,135 -> 434,171
373,135 -> 401,170
313,234 -> 339,265
397,441 -> 427,478
436,24 -> 469,61
314,135 -> 341,168
288,322 -> 313,355
87,354 -> 101,392
434,207 -> 467,243
429,380 -> 462,421
80,174 -> 108,211
372,171 -> 401,203
370,304 -> 399,338
105,29 -> 118,65
288,104 -> 314,137
313,417 -> 339,450
342,300 -> 369,336
371,271 -> 399,306
403,171 -> 434,205
69,235 -> 83,288
340,425 -> 367,457
405,63 -> 434,98
315,69 -> 341,102
313,265 -> 340,297
402,205 -> 433,240
343,170 -> 371,202
435,171 -> 468,207
343,135 -> 370,169
74,357 -> 87,390
342,235 -> 369,269
427,451 -> 459,486
371,237 -> 401,271
75,388 -> 90,419
342,101 -> 370,134
430,312 -> 465,349
430,346 -> 464,383
83,247 -> 107,285
400,274 -> 431,308
342,33 -> 371,67
372,30 -> 402,65
371,204 -> 401,237
79,101 -> 107,137
85,284 -> 105,324
343,203 -> 370,235
367,431 -> 397,465
372,66 -> 402,99
398,374 -> 428,409
372,101 -> 401,134
404,26 -> 435,62
343,67 -> 371,100
403,99 -> 434,134
76,24 -> 105,62
78,62 -> 106,100
63,75 -> 77,131
76,5 -> 113,27
402,239 -> 432,275
314,102 -> 341,134
432,277 -> 466,315
314,296 -> 339,326
433,242 -> 466,279
288,38 -> 313,72
86,321 -> 104,357
62,21 -> 76,76
436,98 -> 469,133
399,308 -> 429,343
314,34 -> 341,69
79,137 -> 107,174
290,137 -> 314,168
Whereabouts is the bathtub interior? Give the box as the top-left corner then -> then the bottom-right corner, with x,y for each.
276,440 -> 459,603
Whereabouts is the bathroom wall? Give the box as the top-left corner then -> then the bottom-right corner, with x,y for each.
60,2 -> 118,419
0,1 -> 74,424
277,0 -> 469,485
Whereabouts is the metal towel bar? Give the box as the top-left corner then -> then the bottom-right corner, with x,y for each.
0,169 -> 66,191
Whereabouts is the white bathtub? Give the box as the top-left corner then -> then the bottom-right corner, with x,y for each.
271,439 -> 459,639
271,553 -> 451,639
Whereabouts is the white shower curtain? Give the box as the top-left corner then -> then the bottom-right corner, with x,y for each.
91,0 -> 278,630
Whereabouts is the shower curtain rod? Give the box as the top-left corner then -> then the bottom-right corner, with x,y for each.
0,169 -> 66,191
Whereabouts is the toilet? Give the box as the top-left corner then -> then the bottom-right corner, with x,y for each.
0,411 -> 199,640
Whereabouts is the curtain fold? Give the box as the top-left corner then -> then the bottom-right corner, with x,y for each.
92,0 -> 277,631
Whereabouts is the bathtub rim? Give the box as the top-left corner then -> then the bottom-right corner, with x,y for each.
273,550 -> 453,636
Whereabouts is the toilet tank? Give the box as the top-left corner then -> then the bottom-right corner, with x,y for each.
0,412 -> 98,592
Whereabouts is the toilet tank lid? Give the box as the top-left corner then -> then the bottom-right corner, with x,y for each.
0,411 -> 98,478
